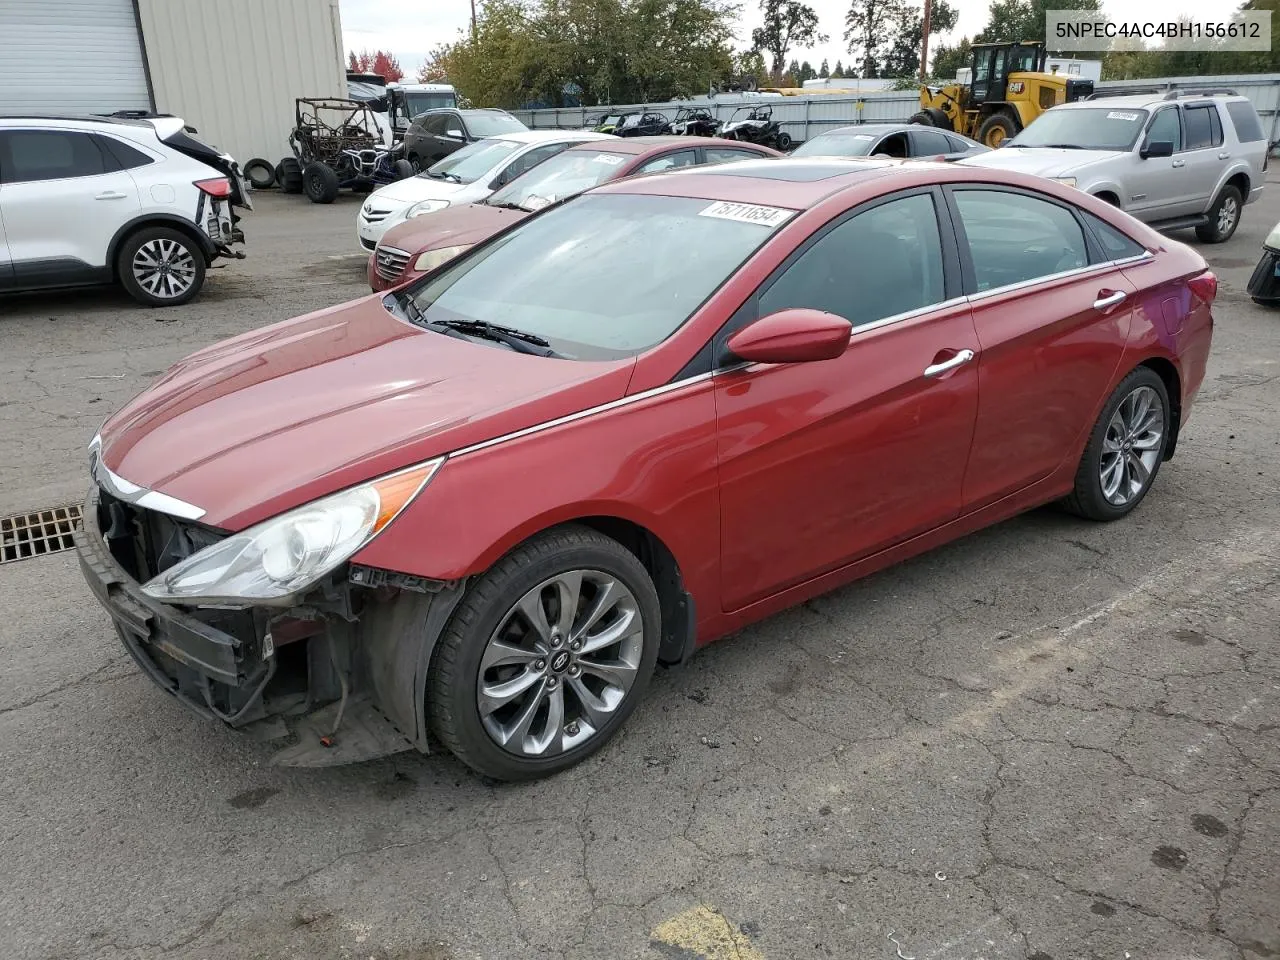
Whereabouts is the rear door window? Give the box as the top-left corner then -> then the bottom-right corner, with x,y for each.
759,192 -> 946,327
1183,105 -> 1222,150
952,189 -> 1088,291
703,147 -> 763,165
1226,101 -> 1264,142
911,129 -> 953,156
0,130 -> 107,183
636,150 -> 697,173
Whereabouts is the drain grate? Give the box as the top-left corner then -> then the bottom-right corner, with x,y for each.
1,504 -> 83,564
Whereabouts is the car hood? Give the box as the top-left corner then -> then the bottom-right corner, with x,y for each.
379,203 -> 529,254
367,175 -> 474,205
961,147 -> 1122,177
98,297 -> 633,529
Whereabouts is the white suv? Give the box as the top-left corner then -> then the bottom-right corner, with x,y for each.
961,91 -> 1268,243
0,115 -> 250,306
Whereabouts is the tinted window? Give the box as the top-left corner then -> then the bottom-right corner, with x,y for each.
760,193 -> 945,327
704,147 -> 761,165
408,193 -> 788,359
637,150 -> 697,173
1183,106 -> 1222,150
945,135 -> 972,152
792,132 -> 881,157
0,130 -> 106,183
497,141 -> 566,184
911,129 -> 953,156
1082,211 -> 1145,261
954,190 -> 1088,291
422,114 -> 449,136
97,135 -> 154,170
1144,108 -> 1181,150
464,113 -> 526,137
1227,100 -> 1264,142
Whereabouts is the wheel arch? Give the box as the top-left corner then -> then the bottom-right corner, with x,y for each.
107,214 -> 216,276
1137,356 -> 1182,460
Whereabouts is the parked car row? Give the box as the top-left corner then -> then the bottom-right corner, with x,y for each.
79,150 -> 1219,780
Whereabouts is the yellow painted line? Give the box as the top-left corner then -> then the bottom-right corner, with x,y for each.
649,905 -> 767,960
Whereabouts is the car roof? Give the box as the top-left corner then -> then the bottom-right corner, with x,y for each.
593,156 -> 1078,209
1053,92 -> 1250,111
817,123 -> 912,136
562,135 -> 749,156
0,114 -> 150,128
501,130 -> 613,144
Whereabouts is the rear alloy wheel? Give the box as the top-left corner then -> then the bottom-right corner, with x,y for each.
117,227 -> 206,307
1196,185 -> 1242,243
977,112 -> 1018,148
428,526 -> 661,781
1064,368 -> 1169,520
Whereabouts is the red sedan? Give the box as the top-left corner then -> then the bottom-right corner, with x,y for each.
78,158 -> 1215,781
367,135 -> 780,291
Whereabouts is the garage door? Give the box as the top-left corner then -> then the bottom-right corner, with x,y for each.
0,0 -> 151,115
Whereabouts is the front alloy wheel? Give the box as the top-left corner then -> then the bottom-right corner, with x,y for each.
428,525 -> 661,780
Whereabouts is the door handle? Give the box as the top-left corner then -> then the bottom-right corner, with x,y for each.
1218,152 -> 1230,160
1171,159 -> 1185,168
95,191 -> 128,200
923,349 -> 975,378
1094,289 -> 1128,312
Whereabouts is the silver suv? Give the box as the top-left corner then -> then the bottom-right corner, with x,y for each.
960,90 -> 1267,243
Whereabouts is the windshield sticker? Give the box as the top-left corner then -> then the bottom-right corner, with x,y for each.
852,134 -> 875,140
592,153 -> 626,165
524,195 -> 554,211
1106,111 -> 1141,121
699,200 -> 795,228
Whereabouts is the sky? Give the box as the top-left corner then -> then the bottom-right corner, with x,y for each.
339,0 -> 1223,80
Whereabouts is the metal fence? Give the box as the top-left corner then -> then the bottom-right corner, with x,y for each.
509,73 -> 1280,148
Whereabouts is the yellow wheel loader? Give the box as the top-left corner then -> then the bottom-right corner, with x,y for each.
914,42 -> 1094,148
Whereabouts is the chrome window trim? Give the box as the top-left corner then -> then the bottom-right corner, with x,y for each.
88,435 -> 206,522
966,250 -> 1153,304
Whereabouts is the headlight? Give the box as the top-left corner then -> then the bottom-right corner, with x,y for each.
141,458 -> 444,606
405,198 -> 450,218
414,245 -> 472,272
1051,177 -> 1078,188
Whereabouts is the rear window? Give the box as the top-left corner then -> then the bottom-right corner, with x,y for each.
1226,100 -> 1265,143
793,132 -> 879,157
464,113 -> 526,137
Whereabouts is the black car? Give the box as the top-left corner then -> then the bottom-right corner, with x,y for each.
402,108 -> 528,170
615,112 -> 673,137
792,123 -> 989,161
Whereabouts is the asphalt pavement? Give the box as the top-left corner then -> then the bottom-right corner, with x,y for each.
0,181 -> 1277,960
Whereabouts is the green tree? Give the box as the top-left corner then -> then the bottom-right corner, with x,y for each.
818,57 -> 830,76
880,0 -> 958,77
975,0 -> 1101,53
798,59 -> 816,81
844,0 -> 904,77
751,0 -> 829,76
930,35 -> 970,79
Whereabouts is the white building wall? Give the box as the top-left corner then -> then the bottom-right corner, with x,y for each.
136,0 -> 347,164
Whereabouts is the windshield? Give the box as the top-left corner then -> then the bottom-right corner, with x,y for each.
792,132 -> 880,157
465,113 -> 527,137
347,80 -> 386,101
403,91 -> 456,116
485,148 -> 631,210
424,138 -> 523,183
1009,107 -> 1150,151
601,115 -> 621,126
407,193 -> 790,360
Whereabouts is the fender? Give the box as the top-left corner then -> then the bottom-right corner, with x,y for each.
1204,161 -> 1254,212
1084,180 -> 1128,208
106,213 -> 217,270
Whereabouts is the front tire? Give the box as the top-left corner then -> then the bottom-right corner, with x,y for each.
977,112 -> 1018,148
775,131 -> 792,150
428,526 -> 662,781
1063,367 -> 1170,520
117,226 -> 206,307
1195,185 -> 1242,243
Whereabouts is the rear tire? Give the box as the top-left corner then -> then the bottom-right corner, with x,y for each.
427,525 -> 661,781
243,158 -> 275,189
393,158 -> 415,180
303,162 -> 340,203
1063,367 -> 1170,521
977,112 -> 1018,148
116,226 -> 206,308
1195,185 -> 1242,243
277,157 -> 303,194
775,131 -> 792,150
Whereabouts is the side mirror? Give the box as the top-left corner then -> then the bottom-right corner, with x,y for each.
1141,140 -> 1174,159
446,130 -> 464,140
726,309 -> 852,365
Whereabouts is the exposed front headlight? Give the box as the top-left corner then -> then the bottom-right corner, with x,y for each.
1051,177 -> 1078,188
141,458 -> 444,606
414,245 -> 472,272
405,198 -> 450,218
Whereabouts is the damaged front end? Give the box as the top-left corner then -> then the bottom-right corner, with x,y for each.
75,464 -> 463,767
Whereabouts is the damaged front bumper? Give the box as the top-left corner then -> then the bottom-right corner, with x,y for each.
74,486 -> 426,766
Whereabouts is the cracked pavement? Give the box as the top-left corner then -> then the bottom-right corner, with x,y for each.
1,186 -> 1277,960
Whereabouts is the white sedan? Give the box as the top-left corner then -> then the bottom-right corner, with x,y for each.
356,130 -> 616,251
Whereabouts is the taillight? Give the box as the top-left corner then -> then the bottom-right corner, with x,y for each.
194,177 -> 231,198
1188,270 -> 1218,306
